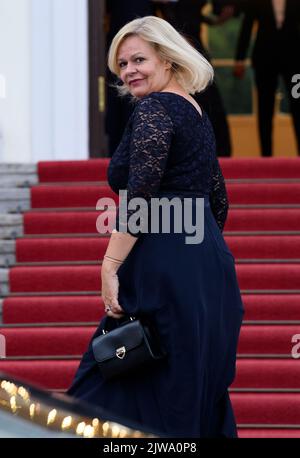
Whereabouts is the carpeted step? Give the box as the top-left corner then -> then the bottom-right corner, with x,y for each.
14,235 -> 300,263
30,185 -> 117,209
231,392 -> 300,424
29,183 -> 300,209
243,294 -> 300,321
238,325 -> 300,355
23,211 -> 102,235
227,183 -> 300,205
37,158 -> 300,182
0,359 -> 80,390
225,209 -> 300,232
3,294 -> 300,324
236,264 -> 300,291
238,429 -> 300,438
1,358 -> 298,392
0,324 -> 298,357
9,265 -> 102,293
2,296 -> 105,324
233,359 -> 300,389
7,264 -> 300,293
23,209 -> 300,236
220,158 -> 300,180
0,326 -> 97,356
16,238 -> 109,263
38,159 -> 110,183
227,235 -> 300,259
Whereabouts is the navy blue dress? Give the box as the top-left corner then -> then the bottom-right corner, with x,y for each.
66,92 -> 245,438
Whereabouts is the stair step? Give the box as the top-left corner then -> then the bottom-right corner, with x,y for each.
238,325 -> 300,356
23,211 -> 101,235
0,214 -> 24,239
0,324 -> 299,357
228,235 -> 300,259
37,158 -> 300,181
232,392 -> 300,425
0,175 -> 38,188
30,185 -> 117,209
38,159 -> 109,183
0,359 -> 79,390
2,295 -> 105,324
22,208 -> 300,236
226,208 -> 300,232
0,163 -> 37,174
238,429 -> 300,438
2,294 -> 300,324
243,295 -> 300,321
227,183 -> 300,205
15,238 -> 107,263
233,359 -> 300,389
10,235 -> 300,264
0,326 -> 96,356
28,183 -> 300,210
1,357 -> 299,392
0,241 -> 16,254
0,268 -> 9,296
220,158 -> 300,180
5,264 -> 300,294
236,264 -> 300,291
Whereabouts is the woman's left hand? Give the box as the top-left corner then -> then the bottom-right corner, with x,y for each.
101,260 -> 125,319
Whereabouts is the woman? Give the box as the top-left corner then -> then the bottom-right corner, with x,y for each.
67,15 -> 244,438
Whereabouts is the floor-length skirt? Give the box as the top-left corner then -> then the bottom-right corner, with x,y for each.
66,192 -> 245,438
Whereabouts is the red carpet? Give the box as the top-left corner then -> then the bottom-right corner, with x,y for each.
8,263 -> 300,293
23,209 -> 300,235
1,157 -> 300,438
3,294 -> 300,324
14,235 -> 300,262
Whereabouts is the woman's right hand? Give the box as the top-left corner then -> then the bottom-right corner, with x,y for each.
101,260 -> 125,319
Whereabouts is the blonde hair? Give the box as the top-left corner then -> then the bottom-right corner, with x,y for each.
108,15 -> 214,96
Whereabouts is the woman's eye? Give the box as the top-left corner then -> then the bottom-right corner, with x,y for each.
135,57 -> 144,63
119,62 -> 126,68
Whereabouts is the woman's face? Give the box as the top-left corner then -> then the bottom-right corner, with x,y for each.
117,35 -> 172,98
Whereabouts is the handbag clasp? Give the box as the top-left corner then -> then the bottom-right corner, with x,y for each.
116,346 -> 126,359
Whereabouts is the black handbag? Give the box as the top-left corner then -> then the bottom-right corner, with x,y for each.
92,316 -> 167,380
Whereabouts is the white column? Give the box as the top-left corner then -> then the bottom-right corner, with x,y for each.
0,0 -> 89,163
0,0 -> 31,162
31,0 -> 89,161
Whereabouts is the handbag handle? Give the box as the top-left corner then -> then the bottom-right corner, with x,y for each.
102,316 -> 136,335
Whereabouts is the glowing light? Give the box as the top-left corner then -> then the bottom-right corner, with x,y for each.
83,425 -> 95,438
29,403 -> 36,418
47,409 -> 57,425
102,421 -> 110,436
76,422 -> 86,435
61,416 -> 72,429
10,396 -> 17,413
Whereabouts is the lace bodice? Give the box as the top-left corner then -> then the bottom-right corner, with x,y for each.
107,92 -> 229,236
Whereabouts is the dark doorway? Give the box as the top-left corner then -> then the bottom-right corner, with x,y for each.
88,0 -> 108,157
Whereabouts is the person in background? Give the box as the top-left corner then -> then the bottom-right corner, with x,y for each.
105,0 -> 153,157
233,0 -> 300,157
153,0 -> 237,157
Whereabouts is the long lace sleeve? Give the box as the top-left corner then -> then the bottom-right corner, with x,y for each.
116,96 -> 174,237
209,157 -> 229,232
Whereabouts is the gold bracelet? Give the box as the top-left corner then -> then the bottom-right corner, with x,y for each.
103,255 -> 124,264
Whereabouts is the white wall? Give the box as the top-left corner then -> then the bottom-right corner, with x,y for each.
0,0 -> 89,163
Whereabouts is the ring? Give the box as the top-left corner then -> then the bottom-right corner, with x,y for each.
105,305 -> 112,312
